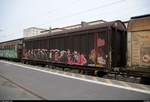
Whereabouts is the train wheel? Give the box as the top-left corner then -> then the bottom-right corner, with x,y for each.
140,77 -> 150,85
95,70 -> 107,77
41,64 -> 46,67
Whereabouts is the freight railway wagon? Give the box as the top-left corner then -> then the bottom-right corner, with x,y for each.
0,38 -> 23,61
22,20 -> 127,76
126,14 -> 150,80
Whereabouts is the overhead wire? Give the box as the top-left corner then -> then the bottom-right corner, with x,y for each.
37,0 -> 126,27
44,0 -> 125,22
47,0 -> 81,14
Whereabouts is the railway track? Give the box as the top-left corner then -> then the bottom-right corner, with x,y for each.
1,60 -> 149,86
25,62 -> 145,85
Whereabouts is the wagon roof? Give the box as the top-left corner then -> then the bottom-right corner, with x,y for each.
0,38 -> 23,44
25,20 -> 126,40
131,14 -> 150,19
128,14 -> 150,32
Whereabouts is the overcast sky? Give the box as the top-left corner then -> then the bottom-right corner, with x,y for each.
0,0 -> 150,42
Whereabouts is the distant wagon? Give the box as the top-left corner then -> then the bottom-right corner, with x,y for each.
0,38 -> 23,61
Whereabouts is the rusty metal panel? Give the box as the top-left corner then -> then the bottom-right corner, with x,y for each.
111,28 -> 127,67
129,31 -> 150,67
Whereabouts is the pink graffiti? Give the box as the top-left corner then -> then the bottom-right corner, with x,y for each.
97,38 -> 105,47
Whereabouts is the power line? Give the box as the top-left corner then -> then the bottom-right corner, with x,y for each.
37,6 -> 150,28
47,0 -> 82,14
110,6 -> 150,20
52,0 -> 127,25
37,0 -> 126,27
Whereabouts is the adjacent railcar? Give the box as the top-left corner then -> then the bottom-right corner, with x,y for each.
127,14 -> 150,79
0,38 -> 23,61
22,20 -> 127,75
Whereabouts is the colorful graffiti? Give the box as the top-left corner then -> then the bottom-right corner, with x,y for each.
24,48 -> 107,67
23,49 -> 87,65
0,48 -> 17,58
88,38 -> 107,67
97,37 -> 107,67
